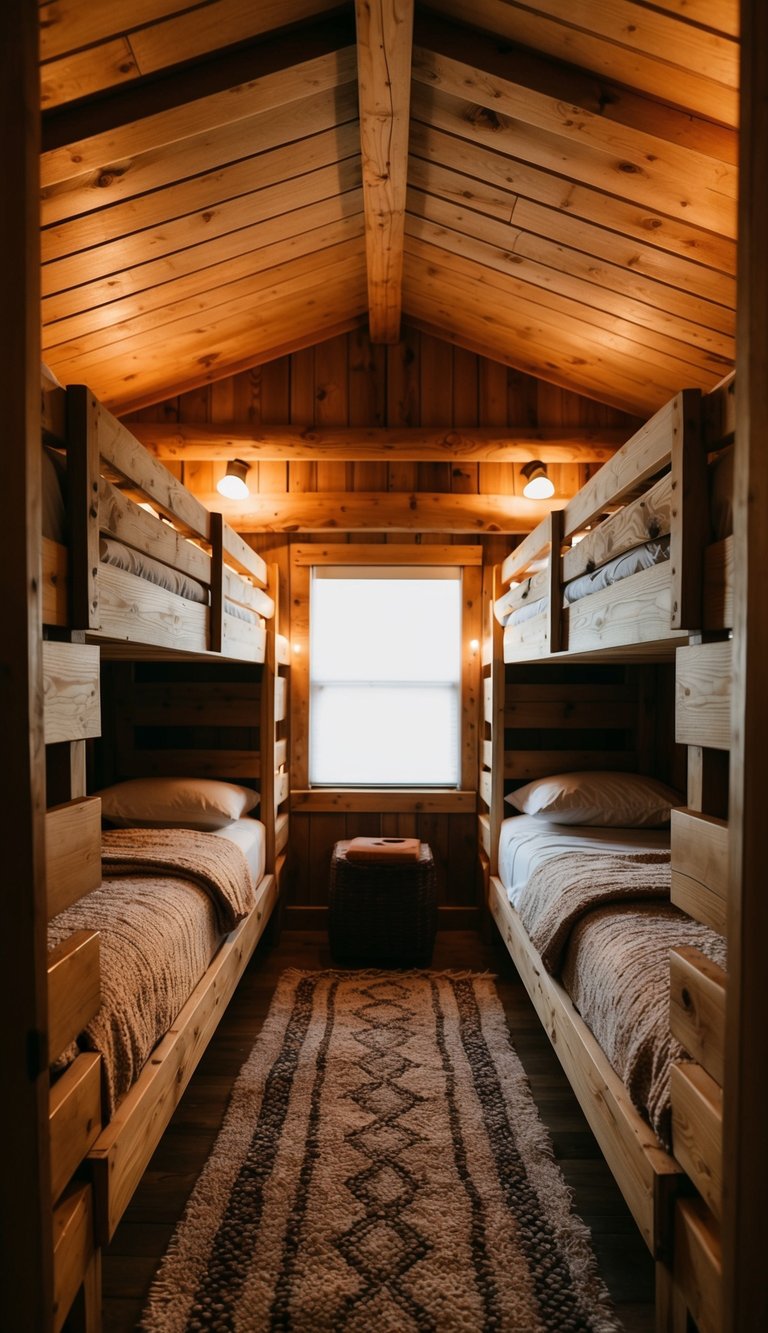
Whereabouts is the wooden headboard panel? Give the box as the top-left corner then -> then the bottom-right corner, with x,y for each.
503,662 -> 684,795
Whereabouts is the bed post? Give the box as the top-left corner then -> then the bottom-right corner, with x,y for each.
670,388 -> 706,631
209,511 -> 224,654
66,386 -> 101,632
0,0 -> 54,1325
546,508 -> 564,655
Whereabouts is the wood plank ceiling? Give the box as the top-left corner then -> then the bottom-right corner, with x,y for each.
40,1 -> 738,418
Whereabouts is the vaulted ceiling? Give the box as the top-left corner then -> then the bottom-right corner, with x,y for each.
40,1 -> 738,418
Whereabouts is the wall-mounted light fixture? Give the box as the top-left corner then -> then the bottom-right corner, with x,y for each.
469,638 -> 479,656
521,460 -> 555,500
216,458 -> 250,500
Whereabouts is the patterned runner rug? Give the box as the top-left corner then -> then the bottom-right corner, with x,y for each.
142,971 -> 621,1332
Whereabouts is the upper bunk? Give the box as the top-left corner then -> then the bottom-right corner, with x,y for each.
41,370 -> 275,662
494,381 -> 734,666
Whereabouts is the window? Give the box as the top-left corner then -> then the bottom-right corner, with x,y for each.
309,567 -> 462,786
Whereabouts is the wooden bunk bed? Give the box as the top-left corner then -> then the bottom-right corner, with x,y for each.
44,583 -> 290,1328
479,387 -> 733,1328
494,381 -> 734,665
41,371 -> 274,662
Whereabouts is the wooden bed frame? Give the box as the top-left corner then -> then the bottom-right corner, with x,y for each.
496,382 -> 734,666
41,372 -> 274,662
45,604 -> 290,1327
479,490 -> 730,1326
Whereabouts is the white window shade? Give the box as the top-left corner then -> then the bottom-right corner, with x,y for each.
309,570 -> 462,786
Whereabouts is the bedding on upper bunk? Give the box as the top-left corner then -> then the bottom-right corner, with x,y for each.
47,823 -> 261,1117
498,817 -> 725,1146
494,445 -> 735,629
42,447 -> 261,625
495,537 -> 670,629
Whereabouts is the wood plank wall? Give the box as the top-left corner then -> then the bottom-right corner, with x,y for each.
125,325 -> 640,922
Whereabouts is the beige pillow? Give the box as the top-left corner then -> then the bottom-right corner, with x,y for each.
505,771 -> 681,827
98,777 -> 259,830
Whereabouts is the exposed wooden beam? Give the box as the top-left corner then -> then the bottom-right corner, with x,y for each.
189,490 -> 566,533
355,0 -> 414,343
130,422 -> 627,462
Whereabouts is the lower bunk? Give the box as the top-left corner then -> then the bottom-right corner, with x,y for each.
488,801 -> 725,1270
48,811 -> 279,1296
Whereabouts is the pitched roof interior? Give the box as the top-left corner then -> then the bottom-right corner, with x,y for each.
40,0 -> 738,418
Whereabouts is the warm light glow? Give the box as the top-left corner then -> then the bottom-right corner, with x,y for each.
570,532 -> 587,547
292,642 -> 302,653
139,501 -> 159,518
469,638 -> 479,654
521,460 -> 555,500
217,459 -> 250,499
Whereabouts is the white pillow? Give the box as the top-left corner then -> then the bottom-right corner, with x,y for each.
505,771 -> 681,827
98,777 -> 259,830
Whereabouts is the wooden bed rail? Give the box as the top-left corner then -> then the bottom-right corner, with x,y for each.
64,384 -> 271,639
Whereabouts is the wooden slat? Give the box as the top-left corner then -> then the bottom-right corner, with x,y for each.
501,518 -> 551,586
670,1062 -> 723,1219
88,874 -> 277,1241
91,395 -> 212,538
478,811 -> 491,858
669,946 -> 726,1086
434,0 -> 738,126
355,0 -> 413,341
46,797 -> 102,920
43,642 -> 100,745
95,563 -> 210,654
504,698 -> 635,730
504,750 -> 637,780
675,641 -> 732,750
134,422 -> 625,462
290,788 -> 476,812
274,676 -> 287,724
49,1052 -> 101,1204
411,23 -> 736,233
52,1182 -> 96,1333
563,395 -> 683,538
42,536 -> 68,626
221,614 -> 266,662
675,1198 -> 722,1333
409,116 -> 736,290
671,808 -> 728,933
275,737 -> 288,770
47,930 -> 100,1063
132,682 -> 261,728
220,523 -> 268,585
120,749 -> 261,780
275,635 -> 290,665
483,675 -> 493,725
562,473 -> 673,584
99,478 -> 212,587
479,770 -> 492,809
292,542 -> 482,565
566,562 -> 686,657
41,34 -> 356,185
703,536 -> 734,631
275,770 -> 290,807
489,877 -> 680,1254
196,491 -> 560,533
275,811 -> 289,857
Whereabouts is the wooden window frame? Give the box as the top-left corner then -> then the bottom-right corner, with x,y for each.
290,545 -> 481,813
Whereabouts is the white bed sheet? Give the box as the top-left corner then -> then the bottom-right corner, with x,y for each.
212,817 -> 266,890
498,814 -> 670,908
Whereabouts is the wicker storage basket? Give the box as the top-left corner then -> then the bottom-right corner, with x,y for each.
329,840 -> 437,966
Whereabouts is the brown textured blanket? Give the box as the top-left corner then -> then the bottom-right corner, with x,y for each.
518,850 -> 671,973
102,826 -> 255,930
516,849 -> 726,1147
48,827 -> 255,1117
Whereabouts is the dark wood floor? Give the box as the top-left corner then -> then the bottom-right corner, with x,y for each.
102,929 -> 655,1331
